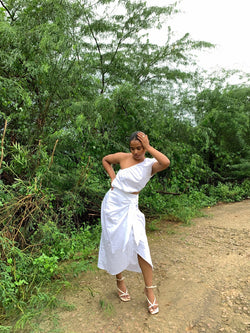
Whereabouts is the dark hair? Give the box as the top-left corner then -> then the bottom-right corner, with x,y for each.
129,131 -> 140,143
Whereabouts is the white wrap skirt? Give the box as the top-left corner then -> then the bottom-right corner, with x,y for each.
98,187 -> 153,275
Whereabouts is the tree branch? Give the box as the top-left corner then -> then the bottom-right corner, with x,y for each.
0,1 -> 16,21
85,15 -> 105,94
156,190 -> 180,196
0,119 -> 7,169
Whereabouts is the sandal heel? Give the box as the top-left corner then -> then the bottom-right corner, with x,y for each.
145,285 -> 159,314
116,277 -> 131,302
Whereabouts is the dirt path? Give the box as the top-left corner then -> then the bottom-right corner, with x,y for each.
44,200 -> 249,333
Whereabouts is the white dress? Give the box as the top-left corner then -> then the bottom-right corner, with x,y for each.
98,158 -> 156,275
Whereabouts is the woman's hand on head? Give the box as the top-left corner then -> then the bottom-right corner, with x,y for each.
137,132 -> 150,150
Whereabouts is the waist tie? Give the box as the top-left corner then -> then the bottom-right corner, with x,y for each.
111,188 -> 145,252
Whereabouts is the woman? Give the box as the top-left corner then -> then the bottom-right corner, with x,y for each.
98,131 -> 170,314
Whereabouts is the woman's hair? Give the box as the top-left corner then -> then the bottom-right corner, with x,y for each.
129,131 -> 140,143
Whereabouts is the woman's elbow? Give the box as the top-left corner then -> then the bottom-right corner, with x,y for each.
163,158 -> 170,169
102,156 -> 108,166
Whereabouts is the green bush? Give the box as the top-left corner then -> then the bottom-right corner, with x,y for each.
203,181 -> 249,203
0,223 -> 101,327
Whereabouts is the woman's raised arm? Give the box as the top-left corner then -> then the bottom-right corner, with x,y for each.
136,132 -> 170,175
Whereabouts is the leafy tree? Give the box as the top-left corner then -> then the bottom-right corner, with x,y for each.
80,0 -> 213,93
0,0 -> 98,143
0,0 -> 213,182
1,0 -> 247,235
193,85 -> 250,180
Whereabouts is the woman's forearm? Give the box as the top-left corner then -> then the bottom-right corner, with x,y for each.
102,158 -> 116,181
147,145 -> 170,168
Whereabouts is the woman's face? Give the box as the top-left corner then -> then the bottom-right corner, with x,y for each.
130,140 -> 145,161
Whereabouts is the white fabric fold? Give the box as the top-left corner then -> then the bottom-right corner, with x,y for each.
102,188 -> 145,253
98,187 -> 153,275
98,158 -> 156,275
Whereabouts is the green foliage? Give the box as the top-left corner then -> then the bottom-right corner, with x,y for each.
33,254 -> 59,279
202,181 -> 250,203
99,298 -> 115,316
80,0 -> 211,93
141,179 -> 249,225
0,150 -> 101,328
32,220 -> 101,261
192,86 -> 250,179
0,220 -> 100,328
0,325 -> 12,332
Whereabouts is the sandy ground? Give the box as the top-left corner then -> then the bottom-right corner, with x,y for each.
42,200 -> 249,333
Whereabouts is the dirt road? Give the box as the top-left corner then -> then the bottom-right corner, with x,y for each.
44,200 -> 250,333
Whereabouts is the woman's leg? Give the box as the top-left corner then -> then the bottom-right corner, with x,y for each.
116,272 -> 130,301
137,254 -> 158,313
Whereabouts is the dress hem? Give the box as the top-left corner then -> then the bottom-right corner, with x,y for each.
97,250 -> 153,276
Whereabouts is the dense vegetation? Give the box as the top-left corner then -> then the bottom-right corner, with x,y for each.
0,0 -> 249,330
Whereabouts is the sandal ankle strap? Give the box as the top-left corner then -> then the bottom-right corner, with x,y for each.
116,277 -> 125,282
145,285 -> 157,289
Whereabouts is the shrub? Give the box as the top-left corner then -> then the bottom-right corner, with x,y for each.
203,181 -> 249,203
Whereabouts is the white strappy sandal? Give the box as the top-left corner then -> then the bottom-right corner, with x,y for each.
116,277 -> 131,302
145,285 -> 159,314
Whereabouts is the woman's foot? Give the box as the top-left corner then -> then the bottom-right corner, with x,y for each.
116,277 -> 131,302
145,286 -> 159,314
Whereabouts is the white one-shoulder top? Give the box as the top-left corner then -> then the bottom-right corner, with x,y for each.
111,158 -> 157,193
